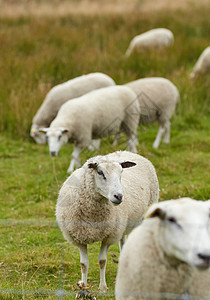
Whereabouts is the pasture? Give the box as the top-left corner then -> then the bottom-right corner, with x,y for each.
0,0 -> 210,298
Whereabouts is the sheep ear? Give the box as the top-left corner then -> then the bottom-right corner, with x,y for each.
39,128 -> 48,134
61,128 -> 70,134
88,162 -> 98,170
120,161 -> 136,169
145,206 -> 166,220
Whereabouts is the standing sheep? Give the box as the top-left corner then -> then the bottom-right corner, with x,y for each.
190,46 -> 210,80
125,77 -> 180,149
115,198 -> 210,300
39,85 -> 140,173
56,151 -> 159,291
125,28 -> 174,57
30,72 -> 115,144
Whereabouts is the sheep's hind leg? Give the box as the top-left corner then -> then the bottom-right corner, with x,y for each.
113,132 -> 120,146
67,146 -> 82,173
119,235 -> 126,252
98,242 -> 110,292
153,125 -> 165,149
163,121 -> 171,144
88,139 -> 101,150
78,244 -> 89,286
127,132 -> 138,153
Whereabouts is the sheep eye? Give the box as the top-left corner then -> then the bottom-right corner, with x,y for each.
168,217 -> 177,223
168,217 -> 182,229
58,134 -> 62,141
97,169 -> 106,179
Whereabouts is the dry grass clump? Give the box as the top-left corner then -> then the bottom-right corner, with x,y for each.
0,0 -> 209,17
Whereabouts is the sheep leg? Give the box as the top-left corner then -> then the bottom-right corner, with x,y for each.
78,244 -> 89,286
113,132 -> 120,146
88,139 -> 101,150
163,121 -> 170,144
119,235 -> 126,252
153,125 -> 165,149
67,146 -> 82,173
127,134 -> 137,153
98,242 -> 110,291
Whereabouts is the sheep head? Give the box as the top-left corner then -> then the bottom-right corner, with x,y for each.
88,159 -> 136,205
39,127 -> 70,156
145,198 -> 210,270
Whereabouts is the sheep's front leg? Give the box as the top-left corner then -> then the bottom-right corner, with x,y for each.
119,235 -> 126,252
98,242 -> 110,291
67,146 -> 82,173
78,244 -> 89,286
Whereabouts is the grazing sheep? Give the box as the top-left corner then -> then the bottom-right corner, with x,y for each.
113,78 -> 179,148
40,85 -> 140,173
115,197 -> 210,300
56,150 -> 159,291
190,46 -> 210,80
125,28 -> 174,57
125,77 -> 180,149
30,72 -> 115,144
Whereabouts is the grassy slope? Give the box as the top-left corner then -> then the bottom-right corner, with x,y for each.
0,4 -> 210,299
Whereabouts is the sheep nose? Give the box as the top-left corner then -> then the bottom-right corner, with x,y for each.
50,151 -> 57,157
198,253 -> 210,266
114,193 -> 123,203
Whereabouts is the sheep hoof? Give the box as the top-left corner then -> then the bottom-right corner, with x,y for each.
163,140 -> 170,144
67,167 -> 74,174
99,284 -> 108,292
153,143 -> 159,149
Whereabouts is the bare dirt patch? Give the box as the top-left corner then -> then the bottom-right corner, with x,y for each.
0,0 -> 209,17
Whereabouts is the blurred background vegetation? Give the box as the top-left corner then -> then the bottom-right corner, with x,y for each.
0,0 -> 209,298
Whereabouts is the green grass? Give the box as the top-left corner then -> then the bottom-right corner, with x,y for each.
0,3 -> 210,299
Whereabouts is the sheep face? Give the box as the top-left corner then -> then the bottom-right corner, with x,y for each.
30,126 -> 46,144
39,128 -> 70,156
146,198 -> 210,269
88,160 -> 136,205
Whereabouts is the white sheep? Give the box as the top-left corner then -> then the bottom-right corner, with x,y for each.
56,150 -> 159,291
39,85 -> 140,173
125,28 -> 174,57
30,72 -> 115,144
190,46 -> 210,80
125,77 -> 180,149
113,77 -> 179,148
115,197 -> 210,300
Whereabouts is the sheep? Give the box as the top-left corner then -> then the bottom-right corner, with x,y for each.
113,77 -> 179,148
125,28 -> 174,57
56,150 -> 159,291
190,46 -> 210,80
125,77 -> 180,149
30,72 -> 115,144
115,197 -> 210,300
39,85 -> 140,173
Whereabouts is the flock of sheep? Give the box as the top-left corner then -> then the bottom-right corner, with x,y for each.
30,28 -> 210,299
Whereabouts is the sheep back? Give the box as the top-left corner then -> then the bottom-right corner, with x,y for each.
50,86 -> 140,144
126,77 -> 179,125
126,28 -> 174,56
32,72 -> 115,127
190,46 -> 210,79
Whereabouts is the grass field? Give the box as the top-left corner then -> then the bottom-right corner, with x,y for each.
0,0 -> 210,299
